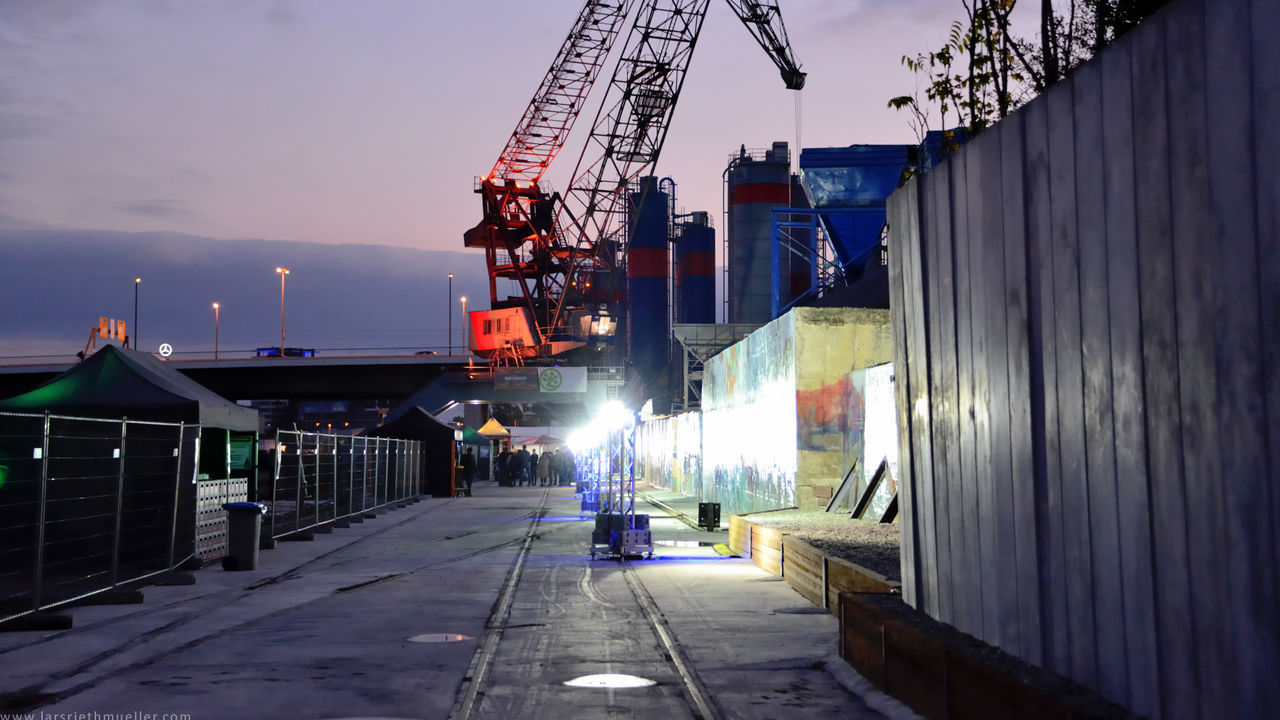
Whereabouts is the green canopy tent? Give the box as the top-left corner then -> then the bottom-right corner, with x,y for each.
0,345 -> 259,481
0,345 -> 260,573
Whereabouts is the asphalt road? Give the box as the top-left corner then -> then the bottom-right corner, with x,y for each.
0,484 -> 918,720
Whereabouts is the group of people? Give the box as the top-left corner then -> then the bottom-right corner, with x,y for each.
455,443 -> 577,495
495,445 -> 575,487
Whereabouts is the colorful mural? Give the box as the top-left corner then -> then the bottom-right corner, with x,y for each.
794,362 -> 897,505
636,411 -> 702,497
638,308 -> 894,517
701,314 -> 797,515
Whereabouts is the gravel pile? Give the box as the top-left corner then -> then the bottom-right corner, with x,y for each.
742,509 -> 901,581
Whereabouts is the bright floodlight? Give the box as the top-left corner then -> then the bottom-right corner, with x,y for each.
598,400 -> 633,430
567,425 -> 603,454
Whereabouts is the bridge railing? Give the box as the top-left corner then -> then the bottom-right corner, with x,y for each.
0,411 -> 199,627
266,431 -> 420,539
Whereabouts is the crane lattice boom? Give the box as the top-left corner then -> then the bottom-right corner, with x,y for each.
464,0 -> 804,362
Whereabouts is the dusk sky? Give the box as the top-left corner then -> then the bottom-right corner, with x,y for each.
0,1 -> 1046,359
0,0 -> 979,248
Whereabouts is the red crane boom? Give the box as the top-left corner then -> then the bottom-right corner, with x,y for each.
465,0 -> 804,364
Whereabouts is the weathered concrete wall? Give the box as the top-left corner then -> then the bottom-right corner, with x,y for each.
635,411 -> 703,497
793,308 -> 893,509
641,307 -> 894,515
701,311 -> 799,514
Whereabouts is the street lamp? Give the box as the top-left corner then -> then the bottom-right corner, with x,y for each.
133,277 -> 140,349
460,295 -> 467,354
448,273 -> 453,355
212,302 -> 220,359
275,267 -> 290,355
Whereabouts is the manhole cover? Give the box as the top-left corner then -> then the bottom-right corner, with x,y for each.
564,673 -> 657,688
407,633 -> 474,643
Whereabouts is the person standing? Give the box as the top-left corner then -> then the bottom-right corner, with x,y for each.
538,449 -> 552,486
459,446 -> 477,497
515,445 -> 532,486
497,446 -> 512,487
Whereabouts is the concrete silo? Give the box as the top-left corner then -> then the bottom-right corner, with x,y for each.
674,211 -> 715,324
626,176 -> 671,405
726,141 -> 791,324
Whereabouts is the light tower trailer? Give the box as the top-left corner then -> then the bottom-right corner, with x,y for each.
588,423 -> 653,559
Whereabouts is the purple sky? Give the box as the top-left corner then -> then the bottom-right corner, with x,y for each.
0,0 -> 977,251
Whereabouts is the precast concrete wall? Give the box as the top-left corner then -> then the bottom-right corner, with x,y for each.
702,311 -> 799,513
635,411 -> 704,498
640,307 -> 893,515
886,0 -> 1280,716
793,310 -> 894,510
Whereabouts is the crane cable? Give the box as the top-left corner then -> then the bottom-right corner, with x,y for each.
793,88 -> 803,173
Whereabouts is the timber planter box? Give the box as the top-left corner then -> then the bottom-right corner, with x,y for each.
728,513 -> 900,612
837,593 -> 1139,720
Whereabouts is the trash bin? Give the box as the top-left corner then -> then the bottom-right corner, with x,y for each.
222,502 -> 267,571
697,502 -> 720,531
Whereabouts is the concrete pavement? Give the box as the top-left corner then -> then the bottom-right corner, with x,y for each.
0,482 -> 918,720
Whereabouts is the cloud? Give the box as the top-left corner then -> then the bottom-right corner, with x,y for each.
119,198 -> 193,220
266,2 -> 303,28
0,110 -> 55,141
0,0 -> 94,29
803,0 -> 956,38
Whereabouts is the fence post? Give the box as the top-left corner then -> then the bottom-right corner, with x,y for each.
314,433 -> 321,527
348,438 -> 356,519
332,435 -> 339,521
111,418 -> 128,586
168,423 -> 185,569
33,412 -> 51,610
271,432 -> 282,540
361,437 -> 368,512
295,434 -> 304,531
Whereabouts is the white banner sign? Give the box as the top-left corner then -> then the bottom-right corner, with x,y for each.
538,367 -> 586,393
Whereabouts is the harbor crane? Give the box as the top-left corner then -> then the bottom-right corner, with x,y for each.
463,0 -> 804,363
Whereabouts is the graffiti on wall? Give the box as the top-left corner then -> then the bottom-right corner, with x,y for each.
702,316 -> 797,515
794,361 -> 897,504
636,412 -> 703,497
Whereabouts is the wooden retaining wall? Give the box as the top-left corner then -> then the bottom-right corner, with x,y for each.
728,514 -> 899,611
838,593 -> 1134,720
885,0 -> 1279,716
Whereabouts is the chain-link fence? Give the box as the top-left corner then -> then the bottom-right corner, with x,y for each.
0,411 -> 199,626
266,431 -> 421,540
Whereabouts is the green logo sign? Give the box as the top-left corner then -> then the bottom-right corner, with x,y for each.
539,368 -> 563,392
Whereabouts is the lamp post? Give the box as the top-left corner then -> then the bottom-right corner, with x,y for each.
212,302 -> 220,359
448,273 -> 453,355
275,267 -> 290,355
460,295 -> 467,355
133,277 -> 140,348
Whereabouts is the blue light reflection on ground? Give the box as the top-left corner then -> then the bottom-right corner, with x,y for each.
540,515 -> 590,522
627,555 -> 730,564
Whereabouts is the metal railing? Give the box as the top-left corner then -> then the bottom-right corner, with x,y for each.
0,411 -> 199,626
266,431 -> 421,539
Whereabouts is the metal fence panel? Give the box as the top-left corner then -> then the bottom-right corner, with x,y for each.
0,412 -> 193,625
265,431 -> 419,539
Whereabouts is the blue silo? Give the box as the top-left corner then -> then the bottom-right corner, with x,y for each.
727,142 -> 791,324
626,176 -> 671,404
674,211 -> 715,324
